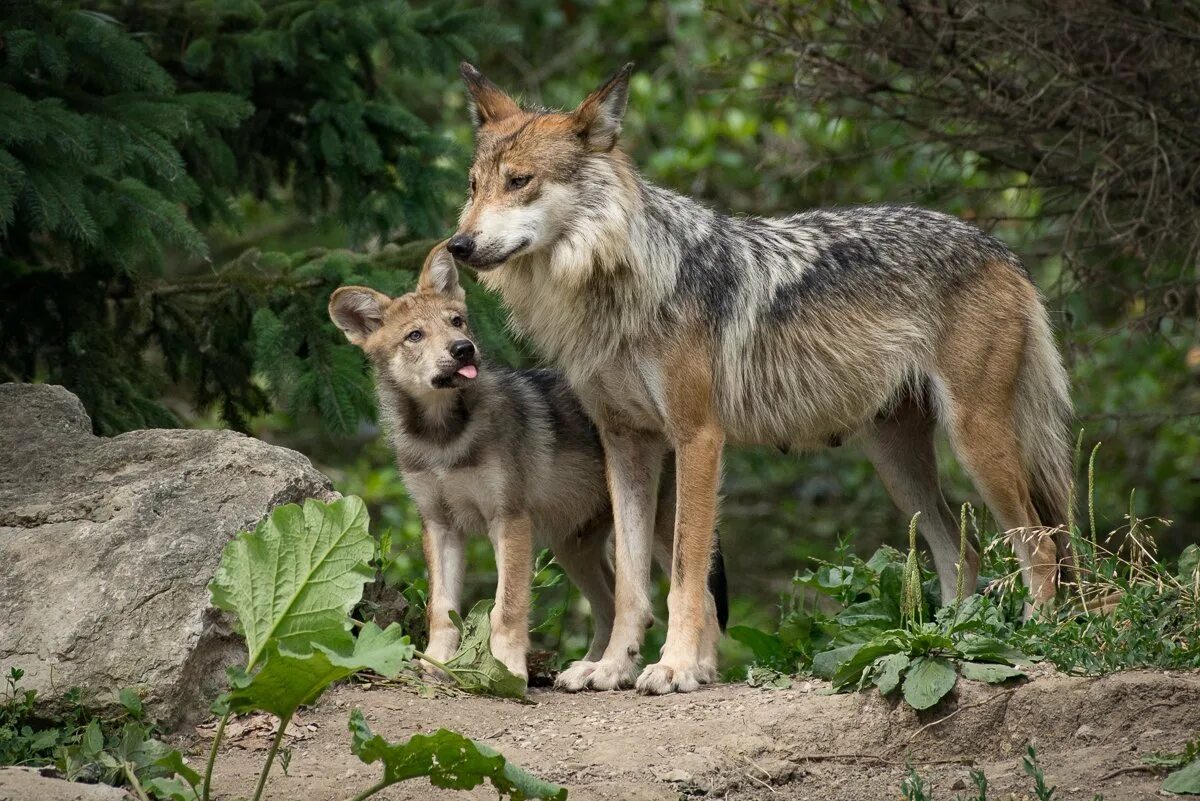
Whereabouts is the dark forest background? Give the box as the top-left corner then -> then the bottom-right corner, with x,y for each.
3,0 -> 1197,639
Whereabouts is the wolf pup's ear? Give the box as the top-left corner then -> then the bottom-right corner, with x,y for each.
418,245 -> 466,302
460,62 -> 520,129
329,286 -> 392,346
572,63 -> 634,152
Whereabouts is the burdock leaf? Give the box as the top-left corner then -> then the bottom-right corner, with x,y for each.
209,497 -> 374,668
902,655 -> 958,710
348,708 -> 567,800
227,623 -> 413,718
443,601 -> 527,699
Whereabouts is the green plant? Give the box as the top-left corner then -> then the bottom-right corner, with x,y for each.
183,495 -> 561,801
1147,735 -> 1200,795
347,710 -> 566,801
1015,481 -> 1200,674
899,750 -> 1100,801
734,513 -> 1028,710
901,762 -> 932,801
821,596 -> 1027,710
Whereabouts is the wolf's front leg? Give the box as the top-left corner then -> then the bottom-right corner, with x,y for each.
556,428 -> 666,692
488,514 -> 533,682
422,520 -> 465,678
636,422 -> 723,695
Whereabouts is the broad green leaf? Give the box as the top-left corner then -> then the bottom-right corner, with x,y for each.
154,748 -> 201,787
812,644 -> 863,680
729,625 -> 790,668
209,496 -> 374,668
143,776 -> 200,801
1164,758 -> 1200,794
957,635 -> 1027,665
958,662 -> 1026,684
836,598 -> 899,629
348,708 -> 567,800
872,653 -> 910,695
227,622 -> 413,718
902,656 -> 958,710
444,601 -> 527,699
118,687 -> 143,717
830,632 -> 908,689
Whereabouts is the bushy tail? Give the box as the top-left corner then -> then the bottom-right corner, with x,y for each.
707,532 -> 730,631
1014,302 -> 1074,566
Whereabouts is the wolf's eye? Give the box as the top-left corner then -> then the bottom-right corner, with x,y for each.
450,315 -> 464,328
406,330 -> 423,343
506,174 -> 532,191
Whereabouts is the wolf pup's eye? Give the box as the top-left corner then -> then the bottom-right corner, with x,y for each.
450,315 -> 464,328
506,174 -> 532,191
406,330 -> 423,343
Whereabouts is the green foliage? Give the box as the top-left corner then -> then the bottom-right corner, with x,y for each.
210,496 -> 377,666
197,495 -> 552,801
437,602 -> 527,699
1164,758 -> 1200,795
348,709 -> 567,801
1013,523 -> 1200,675
0,0 -> 505,435
899,747 -> 1090,801
0,669 -> 195,801
1147,736 -> 1200,795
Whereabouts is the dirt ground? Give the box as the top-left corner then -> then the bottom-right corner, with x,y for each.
194,668 -> 1200,801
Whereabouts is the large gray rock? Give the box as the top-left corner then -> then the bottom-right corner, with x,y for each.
0,384 -> 338,727
0,768 -> 132,801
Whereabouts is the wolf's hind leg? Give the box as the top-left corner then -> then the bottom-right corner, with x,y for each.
422,520 -> 466,676
552,520 -> 616,663
864,394 -> 979,604
488,514 -> 533,681
935,272 -> 1059,611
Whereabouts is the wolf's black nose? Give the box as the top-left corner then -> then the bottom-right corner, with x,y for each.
449,339 -> 475,361
447,234 -> 475,260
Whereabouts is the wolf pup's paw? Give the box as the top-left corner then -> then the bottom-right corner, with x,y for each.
635,659 -> 716,695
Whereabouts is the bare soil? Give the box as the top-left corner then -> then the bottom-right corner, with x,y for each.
194,669 -> 1200,801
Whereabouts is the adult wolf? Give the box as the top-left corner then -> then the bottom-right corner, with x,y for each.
448,63 -> 1073,695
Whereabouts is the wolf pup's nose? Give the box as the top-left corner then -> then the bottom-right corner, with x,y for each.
449,339 -> 475,362
447,234 -> 475,260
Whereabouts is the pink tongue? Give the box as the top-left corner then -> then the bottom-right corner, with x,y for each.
456,364 -> 478,379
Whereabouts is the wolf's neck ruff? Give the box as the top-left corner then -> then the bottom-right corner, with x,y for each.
479,162 -> 705,383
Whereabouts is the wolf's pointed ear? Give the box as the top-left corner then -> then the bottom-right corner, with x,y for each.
417,244 -> 466,302
572,63 -> 634,152
329,286 -> 392,346
460,62 -> 520,129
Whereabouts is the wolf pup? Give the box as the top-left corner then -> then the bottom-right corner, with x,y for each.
447,64 -> 1073,695
328,244 -> 726,681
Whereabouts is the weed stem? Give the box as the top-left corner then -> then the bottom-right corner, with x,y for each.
345,778 -> 391,801
251,712 -> 293,801
201,709 -> 231,801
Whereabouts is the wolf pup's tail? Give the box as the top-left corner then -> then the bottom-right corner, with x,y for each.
1013,301 -> 1075,569
708,531 -> 730,631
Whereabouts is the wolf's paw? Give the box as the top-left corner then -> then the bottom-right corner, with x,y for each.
554,657 -> 637,692
554,660 -> 598,692
635,660 -> 716,695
